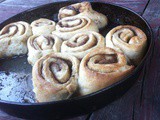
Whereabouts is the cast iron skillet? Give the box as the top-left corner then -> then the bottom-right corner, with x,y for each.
0,0 -> 153,119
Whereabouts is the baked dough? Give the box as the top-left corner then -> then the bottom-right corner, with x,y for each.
27,34 -> 62,65
78,47 -> 134,95
61,31 -> 105,59
58,2 -> 108,29
52,16 -> 99,40
106,25 -> 147,65
32,53 -> 80,102
0,21 -> 32,58
31,18 -> 56,35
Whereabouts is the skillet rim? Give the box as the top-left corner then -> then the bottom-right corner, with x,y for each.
0,0 -> 153,106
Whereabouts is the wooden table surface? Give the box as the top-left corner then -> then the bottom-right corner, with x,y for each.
0,0 -> 160,120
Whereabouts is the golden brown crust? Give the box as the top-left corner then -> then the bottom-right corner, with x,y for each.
78,47 -> 134,95
32,53 -> 80,102
61,31 -> 105,59
0,21 -> 32,58
31,18 -> 56,35
106,25 -> 147,65
53,16 -> 99,40
58,1 -> 108,28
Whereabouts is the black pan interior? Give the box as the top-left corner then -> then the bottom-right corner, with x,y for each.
0,1 -> 152,104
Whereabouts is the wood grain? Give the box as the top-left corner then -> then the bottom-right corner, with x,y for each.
142,0 -> 160,30
0,0 -> 149,23
0,0 -> 159,120
0,4 -> 33,22
89,68 -> 147,120
90,0 -> 160,119
138,0 -> 160,119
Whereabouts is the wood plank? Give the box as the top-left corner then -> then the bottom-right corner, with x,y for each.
1,0 -> 60,5
1,0 -> 149,7
89,68 -> 147,120
0,0 -> 151,120
0,0 -> 149,23
0,1 -> 88,119
89,29 -> 157,120
0,4 -> 33,23
138,28 -> 160,120
142,0 -> 160,30
90,0 -> 160,119
138,0 -> 160,119
100,0 -> 149,13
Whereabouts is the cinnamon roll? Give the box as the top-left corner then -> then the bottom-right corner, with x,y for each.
58,2 -> 108,29
0,21 -> 32,58
31,18 -> 56,35
61,31 -> 105,59
78,47 -> 134,95
52,16 -> 99,40
32,53 -> 79,102
27,34 -> 62,65
106,25 -> 147,65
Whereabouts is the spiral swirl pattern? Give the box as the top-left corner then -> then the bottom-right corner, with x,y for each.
106,25 -> 147,65
32,53 -> 79,102
78,47 -> 134,95
53,16 -> 99,40
58,2 -> 108,29
61,31 -> 105,59
31,18 -> 56,35
0,21 -> 32,57
27,34 -> 62,65
0,21 -> 30,39
58,3 -> 82,20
